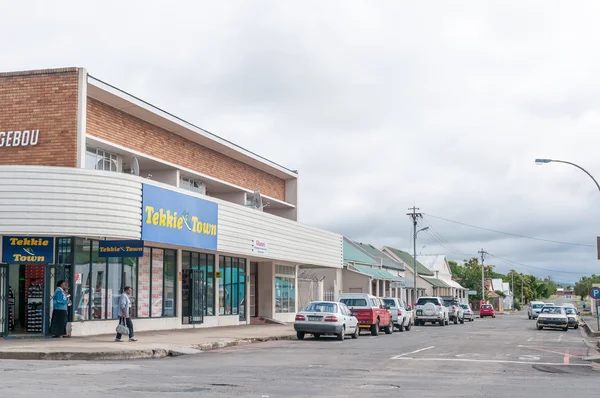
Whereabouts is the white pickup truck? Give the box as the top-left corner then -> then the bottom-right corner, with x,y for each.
382,297 -> 412,332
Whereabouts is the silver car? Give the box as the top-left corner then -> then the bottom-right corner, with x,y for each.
294,301 -> 359,341
460,303 -> 474,322
528,301 -> 545,319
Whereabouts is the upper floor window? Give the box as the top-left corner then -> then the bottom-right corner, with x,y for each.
86,147 -> 120,172
180,176 -> 206,195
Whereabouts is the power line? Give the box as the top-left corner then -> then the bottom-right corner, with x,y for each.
419,219 -> 472,257
423,213 -> 595,248
488,253 -> 591,275
418,222 -> 471,257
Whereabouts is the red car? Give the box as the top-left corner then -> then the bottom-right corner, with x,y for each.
479,304 -> 495,318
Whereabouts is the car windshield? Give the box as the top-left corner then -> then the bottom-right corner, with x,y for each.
482,305 -> 492,309
460,304 -> 469,310
541,307 -> 563,314
340,298 -> 367,307
417,298 -> 439,305
304,302 -> 337,313
383,299 -> 396,308
443,300 -> 458,307
564,308 -> 576,314
532,304 -> 544,309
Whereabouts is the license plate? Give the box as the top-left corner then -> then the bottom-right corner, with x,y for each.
308,316 -> 321,321
416,310 -> 423,316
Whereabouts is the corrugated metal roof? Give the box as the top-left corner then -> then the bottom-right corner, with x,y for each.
353,242 -> 405,271
422,277 -> 450,288
343,238 -> 379,266
348,264 -> 404,282
383,246 -> 434,276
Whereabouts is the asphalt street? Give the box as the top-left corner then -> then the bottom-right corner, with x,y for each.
0,312 -> 597,397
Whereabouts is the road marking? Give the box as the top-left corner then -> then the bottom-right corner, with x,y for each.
390,346 -> 435,359
558,334 -> 563,342
527,337 -> 533,342
391,357 -> 590,366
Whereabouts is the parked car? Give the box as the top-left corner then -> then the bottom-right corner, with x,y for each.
442,297 -> 465,324
414,296 -> 449,326
460,303 -> 474,322
563,306 -> 580,329
339,293 -> 393,336
479,304 -> 495,318
294,301 -> 359,341
536,306 -> 568,331
528,301 -> 545,319
382,297 -> 412,332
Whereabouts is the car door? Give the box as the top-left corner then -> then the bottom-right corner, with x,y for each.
343,304 -> 357,331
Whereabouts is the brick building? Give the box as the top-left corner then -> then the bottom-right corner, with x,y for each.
0,68 -> 342,337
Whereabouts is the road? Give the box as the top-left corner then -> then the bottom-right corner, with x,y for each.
0,313 -> 596,397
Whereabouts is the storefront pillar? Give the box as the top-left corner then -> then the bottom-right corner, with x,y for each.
375,279 -> 380,296
176,249 -> 183,325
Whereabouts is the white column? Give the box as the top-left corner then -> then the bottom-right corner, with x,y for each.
375,279 -> 380,296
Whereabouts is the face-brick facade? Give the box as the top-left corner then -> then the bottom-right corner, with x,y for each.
0,68 -> 79,167
86,98 -> 286,200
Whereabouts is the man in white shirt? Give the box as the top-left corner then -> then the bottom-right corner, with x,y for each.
115,286 -> 137,342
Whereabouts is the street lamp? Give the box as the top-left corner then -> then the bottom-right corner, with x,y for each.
413,226 -> 429,305
534,158 -> 600,192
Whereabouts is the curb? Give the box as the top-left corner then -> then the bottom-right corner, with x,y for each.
0,334 -> 297,361
580,318 -> 600,339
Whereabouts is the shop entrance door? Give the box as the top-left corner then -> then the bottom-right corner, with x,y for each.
249,262 -> 258,318
0,265 -> 8,337
189,269 -> 204,324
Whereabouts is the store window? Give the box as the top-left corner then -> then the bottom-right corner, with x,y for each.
275,265 -> 296,313
219,256 -> 246,316
85,147 -> 120,172
137,247 -> 177,318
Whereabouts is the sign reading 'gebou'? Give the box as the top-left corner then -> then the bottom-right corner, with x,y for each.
0,129 -> 40,147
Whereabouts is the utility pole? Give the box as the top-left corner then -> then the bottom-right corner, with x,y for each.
407,206 -> 423,306
478,249 -> 488,305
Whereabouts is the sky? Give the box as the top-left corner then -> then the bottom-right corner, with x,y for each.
2,1 -> 600,282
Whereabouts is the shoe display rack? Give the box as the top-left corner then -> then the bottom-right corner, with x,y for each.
25,265 -> 44,334
8,287 -> 15,331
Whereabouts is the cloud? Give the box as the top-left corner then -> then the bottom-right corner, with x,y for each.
2,1 -> 600,279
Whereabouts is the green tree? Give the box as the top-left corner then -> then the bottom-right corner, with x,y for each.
575,275 -> 600,300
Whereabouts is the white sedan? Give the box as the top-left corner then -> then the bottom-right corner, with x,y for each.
294,301 -> 359,341
536,306 -> 568,331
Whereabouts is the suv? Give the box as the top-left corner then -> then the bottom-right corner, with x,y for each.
340,293 -> 393,336
528,301 -> 545,319
442,297 -> 465,324
414,296 -> 449,326
382,297 -> 412,332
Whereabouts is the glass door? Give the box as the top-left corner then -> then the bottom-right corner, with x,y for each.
0,265 -> 7,336
44,264 -> 69,336
189,269 -> 204,324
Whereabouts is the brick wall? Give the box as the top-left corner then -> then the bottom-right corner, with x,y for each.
0,68 -> 79,166
86,98 -> 286,200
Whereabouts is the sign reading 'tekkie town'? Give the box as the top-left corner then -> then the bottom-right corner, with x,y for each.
0,129 -> 40,147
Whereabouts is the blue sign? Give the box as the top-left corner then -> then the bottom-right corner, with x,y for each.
99,240 -> 144,257
141,184 -> 218,250
2,236 -> 55,264
590,287 -> 600,299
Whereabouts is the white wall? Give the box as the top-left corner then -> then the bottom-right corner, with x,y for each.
146,169 -> 178,186
0,166 -> 141,238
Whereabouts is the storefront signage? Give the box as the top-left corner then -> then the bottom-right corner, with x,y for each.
391,281 -> 405,288
99,240 -> 144,257
252,239 -> 268,255
141,184 -> 218,250
0,130 -> 40,147
2,236 -> 54,264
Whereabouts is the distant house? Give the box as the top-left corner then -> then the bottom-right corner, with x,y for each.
556,288 -> 575,299
418,254 -> 468,304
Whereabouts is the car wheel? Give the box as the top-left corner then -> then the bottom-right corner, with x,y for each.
536,324 -> 542,330
314,333 -> 321,339
470,318 -> 474,322
460,317 -> 465,324
296,332 -> 305,340
371,320 -> 380,336
574,325 -> 579,330
492,315 -> 495,318
398,322 -> 405,332
562,326 -> 568,332
405,321 -> 411,331
445,317 -> 449,325
337,326 -> 345,341
454,316 -> 458,325
384,320 -> 393,335
528,314 -> 531,320
352,325 -> 359,339
439,318 -> 445,327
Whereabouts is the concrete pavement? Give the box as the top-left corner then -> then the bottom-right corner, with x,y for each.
0,324 -> 295,360
0,311 -> 597,397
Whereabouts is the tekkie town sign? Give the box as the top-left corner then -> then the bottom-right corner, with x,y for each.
0,129 -> 40,147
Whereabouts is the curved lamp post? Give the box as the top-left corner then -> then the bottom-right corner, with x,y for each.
535,158 -> 600,192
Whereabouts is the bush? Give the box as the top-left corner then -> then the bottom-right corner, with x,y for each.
513,300 -> 522,311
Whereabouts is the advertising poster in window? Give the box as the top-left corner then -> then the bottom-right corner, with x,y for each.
151,249 -> 164,317
138,248 -> 151,318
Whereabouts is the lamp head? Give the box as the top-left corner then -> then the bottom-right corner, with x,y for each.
535,158 -> 552,165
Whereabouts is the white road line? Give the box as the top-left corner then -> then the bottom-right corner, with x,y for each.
392,357 -> 590,366
527,337 -> 533,342
390,346 -> 435,359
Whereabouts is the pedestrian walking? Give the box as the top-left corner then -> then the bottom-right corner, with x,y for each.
49,280 -> 70,338
115,286 -> 137,342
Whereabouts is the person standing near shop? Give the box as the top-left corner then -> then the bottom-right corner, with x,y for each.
115,286 -> 137,342
50,280 -> 70,338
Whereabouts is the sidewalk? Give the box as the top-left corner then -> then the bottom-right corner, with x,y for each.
583,315 -> 600,337
0,324 -> 296,361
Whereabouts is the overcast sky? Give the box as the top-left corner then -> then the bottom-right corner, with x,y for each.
3,1 -> 600,282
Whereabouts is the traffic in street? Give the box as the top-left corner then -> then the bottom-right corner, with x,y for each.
0,312 -> 595,397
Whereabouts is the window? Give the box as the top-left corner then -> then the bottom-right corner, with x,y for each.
85,147 -> 120,172
340,298 -> 367,307
137,248 -> 151,318
163,250 -> 176,317
275,265 -> 296,313
137,247 -> 177,318
219,256 -> 246,316
180,176 -> 206,195
383,299 -> 397,308
304,302 -> 337,313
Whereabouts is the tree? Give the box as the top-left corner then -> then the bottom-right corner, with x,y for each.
575,275 -> 600,300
